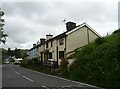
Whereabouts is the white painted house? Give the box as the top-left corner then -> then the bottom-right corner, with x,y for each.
27,21 -> 101,66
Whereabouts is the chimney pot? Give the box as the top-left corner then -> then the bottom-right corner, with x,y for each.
33,44 -> 36,47
40,38 -> 46,44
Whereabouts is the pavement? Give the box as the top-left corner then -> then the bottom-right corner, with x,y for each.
2,64 -> 102,89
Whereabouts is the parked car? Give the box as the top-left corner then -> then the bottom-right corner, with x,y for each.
14,58 -> 22,65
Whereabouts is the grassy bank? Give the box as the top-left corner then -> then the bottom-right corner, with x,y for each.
68,31 -> 120,88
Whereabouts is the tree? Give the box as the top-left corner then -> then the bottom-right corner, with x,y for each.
0,8 -> 7,44
7,48 -> 11,57
14,48 -> 21,58
2,48 -> 7,61
113,29 -> 120,34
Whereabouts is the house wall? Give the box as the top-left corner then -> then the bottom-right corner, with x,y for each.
57,38 -> 66,65
40,44 -> 45,61
66,26 -> 99,57
66,26 -> 88,56
34,47 -> 38,58
88,28 -> 99,42
48,40 -> 56,61
38,46 -> 40,60
38,38 -> 66,65
57,38 -> 66,51
27,51 -> 31,60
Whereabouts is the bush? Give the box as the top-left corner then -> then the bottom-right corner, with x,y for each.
113,29 -> 120,34
69,33 -> 120,88
20,59 -> 29,68
60,58 -> 69,78
95,37 -> 106,45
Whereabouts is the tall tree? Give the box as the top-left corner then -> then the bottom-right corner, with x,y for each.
14,48 -> 21,58
7,48 -> 11,57
2,48 -> 7,61
0,8 -> 7,44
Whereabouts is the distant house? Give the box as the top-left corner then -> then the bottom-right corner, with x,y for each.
27,44 -> 38,60
27,21 -> 101,66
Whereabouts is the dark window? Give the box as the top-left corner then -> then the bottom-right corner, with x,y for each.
59,51 -> 64,59
49,52 -> 52,59
59,38 -> 64,45
51,41 -> 53,47
46,43 -> 48,48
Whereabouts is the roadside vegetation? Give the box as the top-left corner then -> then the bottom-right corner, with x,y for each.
20,58 -> 59,75
62,29 -> 120,88
21,29 -> 120,89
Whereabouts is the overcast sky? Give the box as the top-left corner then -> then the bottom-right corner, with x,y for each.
0,0 -> 119,50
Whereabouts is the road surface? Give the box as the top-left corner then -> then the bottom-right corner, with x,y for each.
2,64 -> 101,89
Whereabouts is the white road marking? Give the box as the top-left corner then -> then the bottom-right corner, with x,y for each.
22,76 -> 34,82
15,71 -> 20,74
42,86 -> 49,89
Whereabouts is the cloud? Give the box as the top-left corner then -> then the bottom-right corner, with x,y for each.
1,1 -> 118,50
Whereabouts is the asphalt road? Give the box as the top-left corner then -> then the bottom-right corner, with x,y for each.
2,64 -> 101,89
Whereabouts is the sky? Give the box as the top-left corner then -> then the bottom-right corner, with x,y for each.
0,0 -> 119,50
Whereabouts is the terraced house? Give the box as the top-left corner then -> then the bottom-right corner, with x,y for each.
27,21 -> 101,66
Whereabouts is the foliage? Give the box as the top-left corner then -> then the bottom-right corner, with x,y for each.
20,58 -> 59,75
69,32 -> 120,88
2,48 -> 7,61
95,37 -> 106,45
9,58 -> 15,63
0,9 -> 7,44
59,58 -> 69,78
113,29 -> 120,34
14,48 -> 22,58
20,59 -> 29,68
7,48 -> 27,58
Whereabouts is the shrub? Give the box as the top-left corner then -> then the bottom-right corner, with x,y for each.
113,29 -> 120,34
60,58 -> 69,78
69,32 -> 120,88
95,37 -> 106,45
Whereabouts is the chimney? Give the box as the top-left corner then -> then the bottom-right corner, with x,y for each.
33,44 -> 36,47
66,21 -> 76,31
46,33 -> 53,40
40,38 -> 46,44
37,41 -> 40,45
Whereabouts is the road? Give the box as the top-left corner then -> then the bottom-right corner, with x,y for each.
2,64 -> 101,89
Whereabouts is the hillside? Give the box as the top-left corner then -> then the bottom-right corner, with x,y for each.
67,30 -> 120,88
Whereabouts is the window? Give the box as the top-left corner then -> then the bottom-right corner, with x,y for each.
49,52 -> 52,59
59,51 -> 64,59
59,38 -> 64,45
46,43 -> 48,48
51,41 -> 53,47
